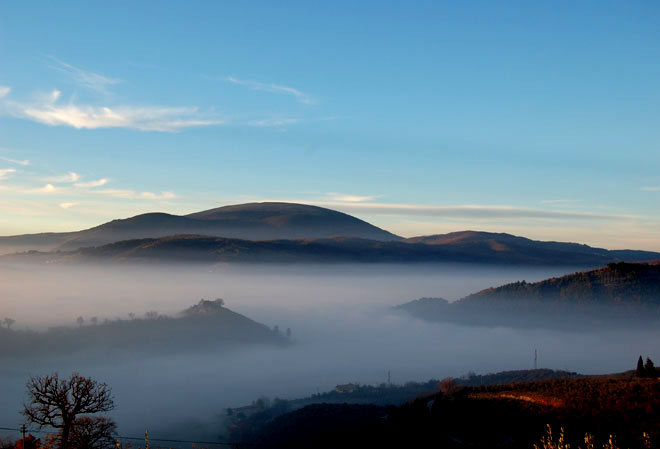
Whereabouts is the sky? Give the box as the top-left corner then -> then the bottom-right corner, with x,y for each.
0,1 -> 659,249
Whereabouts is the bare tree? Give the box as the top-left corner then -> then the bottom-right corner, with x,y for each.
2,317 -> 15,329
90,317 -> 98,326
76,316 -> 84,327
69,416 -> 117,449
23,373 -> 115,449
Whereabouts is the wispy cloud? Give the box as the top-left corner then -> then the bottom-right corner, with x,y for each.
540,199 -> 580,204
641,186 -> 660,192
0,155 -> 30,166
59,202 -> 78,209
75,178 -> 108,188
0,168 -> 17,180
307,201 -> 635,221
94,188 -> 177,200
0,86 -> 10,98
224,76 -> 314,104
45,172 -> 80,183
37,183 -> 57,193
0,87 -> 226,132
48,57 -> 121,95
327,193 -> 377,202
247,118 -> 301,127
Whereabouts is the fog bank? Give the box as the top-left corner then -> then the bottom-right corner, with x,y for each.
1,262 -> 654,441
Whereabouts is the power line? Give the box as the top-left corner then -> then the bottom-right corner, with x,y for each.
0,426 -> 251,447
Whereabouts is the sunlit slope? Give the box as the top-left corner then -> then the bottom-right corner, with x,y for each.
461,261 -> 660,305
397,262 -> 660,328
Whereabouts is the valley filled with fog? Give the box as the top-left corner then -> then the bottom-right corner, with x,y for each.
1,262 -> 658,440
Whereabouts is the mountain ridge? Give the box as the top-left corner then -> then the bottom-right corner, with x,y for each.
0,202 -> 401,254
396,262 -> 660,329
4,234 -> 659,267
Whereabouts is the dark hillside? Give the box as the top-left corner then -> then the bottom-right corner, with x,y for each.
0,299 -> 286,358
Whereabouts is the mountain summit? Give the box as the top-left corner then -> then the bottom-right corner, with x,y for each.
0,202 -> 400,254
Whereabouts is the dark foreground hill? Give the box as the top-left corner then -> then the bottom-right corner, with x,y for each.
0,299 -> 287,358
0,202 -> 401,254
227,370 -> 659,449
5,235 -> 660,267
397,262 -> 660,329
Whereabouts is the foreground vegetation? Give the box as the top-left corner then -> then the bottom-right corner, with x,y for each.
225,365 -> 660,449
3,364 -> 657,448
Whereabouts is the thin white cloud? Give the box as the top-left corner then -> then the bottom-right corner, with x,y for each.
224,76 -> 314,104
94,188 -> 177,200
327,194 -> 377,202
45,172 -> 80,183
38,183 -> 57,193
247,118 -> 301,127
75,178 -> 108,188
59,202 -> 78,209
0,86 -> 10,98
48,57 -> 121,95
0,168 -> 17,180
305,201 -> 636,221
641,186 -> 660,192
540,199 -> 580,204
0,87 -> 226,132
0,155 -> 30,166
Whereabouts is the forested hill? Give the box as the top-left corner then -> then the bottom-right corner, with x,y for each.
462,261 -> 660,306
396,262 -> 660,329
0,299 -> 288,358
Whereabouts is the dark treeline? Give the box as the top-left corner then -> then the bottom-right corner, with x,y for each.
237,370 -> 660,449
0,299 -> 288,358
223,369 -> 582,446
397,262 -> 660,330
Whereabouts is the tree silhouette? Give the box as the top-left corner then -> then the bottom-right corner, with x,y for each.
645,358 -> 657,378
3,317 -> 16,329
636,356 -> 645,377
13,434 -> 41,449
23,373 -> 115,449
69,416 -> 117,449
76,316 -> 84,327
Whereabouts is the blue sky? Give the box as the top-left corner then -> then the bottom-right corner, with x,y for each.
1,1 -> 659,249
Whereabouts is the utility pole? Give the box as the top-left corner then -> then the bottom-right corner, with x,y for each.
534,349 -> 538,370
387,370 -> 391,386
21,424 -> 26,442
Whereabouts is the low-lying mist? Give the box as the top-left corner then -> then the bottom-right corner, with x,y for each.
1,262 -> 657,441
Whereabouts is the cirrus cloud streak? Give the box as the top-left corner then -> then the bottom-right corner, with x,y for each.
0,87 -> 226,132
310,201 -> 636,221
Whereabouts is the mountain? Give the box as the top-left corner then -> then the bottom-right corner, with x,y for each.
3,205 -> 659,264
405,231 -> 660,262
0,202 -> 401,254
396,262 -> 660,328
5,235 -> 660,267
